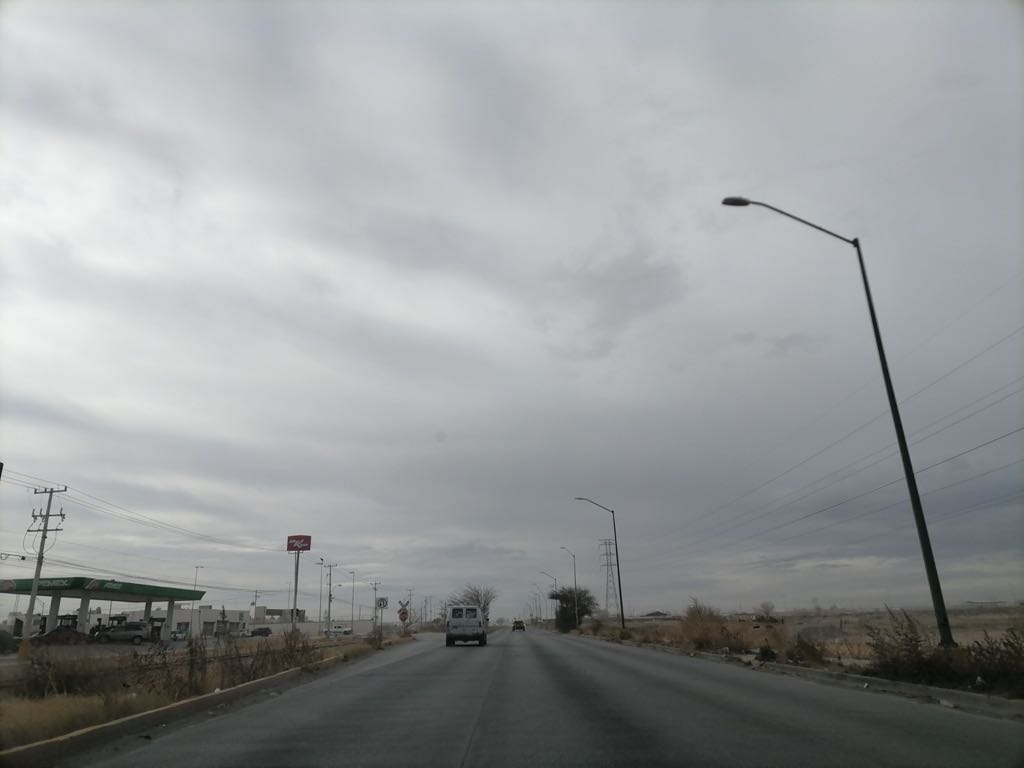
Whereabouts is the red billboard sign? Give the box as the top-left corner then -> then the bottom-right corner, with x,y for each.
287,535 -> 312,552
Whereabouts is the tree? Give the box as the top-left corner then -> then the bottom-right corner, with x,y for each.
758,601 -> 776,622
548,586 -> 599,632
448,584 -> 498,617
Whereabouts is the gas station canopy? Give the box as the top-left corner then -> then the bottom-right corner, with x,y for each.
0,576 -> 205,603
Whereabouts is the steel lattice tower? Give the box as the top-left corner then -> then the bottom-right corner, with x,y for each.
599,538 -> 620,618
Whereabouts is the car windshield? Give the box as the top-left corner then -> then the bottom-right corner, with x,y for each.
0,3 -> 1021,767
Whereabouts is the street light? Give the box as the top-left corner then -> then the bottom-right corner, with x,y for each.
574,497 -> 626,629
722,195 -> 955,648
190,565 -> 203,639
560,546 -> 579,628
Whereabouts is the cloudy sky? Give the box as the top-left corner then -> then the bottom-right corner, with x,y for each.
1,1 -> 1021,626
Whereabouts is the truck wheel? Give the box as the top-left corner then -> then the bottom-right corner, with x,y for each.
132,635 -> 143,645
446,637 -> 454,647
479,636 -> 487,646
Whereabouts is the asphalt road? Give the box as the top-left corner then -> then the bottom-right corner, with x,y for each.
65,629 -> 1022,768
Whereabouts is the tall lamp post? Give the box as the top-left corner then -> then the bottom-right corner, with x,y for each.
560,546 -> 579,628
574,497 -> 626,629
190,565 -> 203,639
722,195 -> 954,648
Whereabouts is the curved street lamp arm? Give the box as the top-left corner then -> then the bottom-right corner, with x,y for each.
574,496 -> 614,515
722,197 -> 855,246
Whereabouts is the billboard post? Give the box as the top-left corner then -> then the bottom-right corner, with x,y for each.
286,535 -> 312,633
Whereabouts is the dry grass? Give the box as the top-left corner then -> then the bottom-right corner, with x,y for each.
0,633 -> 387,751
0,691 -> 172,749
586,602 -> 1024,695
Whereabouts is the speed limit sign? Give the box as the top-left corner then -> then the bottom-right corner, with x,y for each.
376,597 -> 388,610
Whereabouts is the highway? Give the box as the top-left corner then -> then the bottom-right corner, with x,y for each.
66,629 -> 1022,768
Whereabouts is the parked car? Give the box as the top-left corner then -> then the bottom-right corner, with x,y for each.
249,627 -> 272,637
98,621 -> 151,645
169,628 -> 188,641
512,619 -> 526,632
32,626 -> 92,646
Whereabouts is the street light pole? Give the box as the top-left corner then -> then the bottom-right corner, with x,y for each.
560,546 -> 578,628
575,497 -> 627,629
722,195 -> 955,648
190,565 -> 203,639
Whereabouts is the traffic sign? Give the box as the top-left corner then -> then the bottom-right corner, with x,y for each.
376,597 -> 388,609
398,609 -> 409,622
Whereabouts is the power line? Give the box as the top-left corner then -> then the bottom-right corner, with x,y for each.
644,374 -> 1024,564
692,269 -> 1024,525
693,321 -> 1024,528
1,474 -> 282,553
640,425 -> 1024,567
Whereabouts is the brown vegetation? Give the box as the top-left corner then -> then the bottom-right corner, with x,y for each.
0,633 -> 380,751
586,601 -> 1024,698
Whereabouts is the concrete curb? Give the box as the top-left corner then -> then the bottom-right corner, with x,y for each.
576,632 -> 1024,721
0,648 -> 367,768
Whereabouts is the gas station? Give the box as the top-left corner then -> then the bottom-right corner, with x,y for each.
0,576 -> 204,641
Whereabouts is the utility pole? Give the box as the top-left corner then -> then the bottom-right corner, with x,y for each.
348,570 -> 356,628
251,590 -> 261,622
318,558 -> 325,634
560,546 -> 578,628
325,562 -> 338,627
23,486 -> 67,639
368,580 -> 382,647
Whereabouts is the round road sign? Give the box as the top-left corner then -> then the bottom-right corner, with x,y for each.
398,609 -> 409,622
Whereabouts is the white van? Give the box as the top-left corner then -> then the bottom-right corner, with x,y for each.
445,605 -> 487,646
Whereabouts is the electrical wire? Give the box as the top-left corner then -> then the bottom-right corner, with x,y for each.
691,321 -> 1024,528
2,474 -> 282,554
639,426 -> 1024,567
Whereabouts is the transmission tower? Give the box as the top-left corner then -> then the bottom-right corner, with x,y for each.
599,538 -> 619,618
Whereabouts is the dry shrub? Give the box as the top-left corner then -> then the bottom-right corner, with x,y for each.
785,634 -> 827,666
866,609 -> 1024,696
678,599 -> 744,653
969,629 -> 1024,697
22,651 -> 119,698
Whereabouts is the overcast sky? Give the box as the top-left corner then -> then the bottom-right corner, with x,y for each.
1,1 -> 1021,626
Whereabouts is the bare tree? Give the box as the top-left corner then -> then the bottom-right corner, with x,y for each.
759,601 -> 775,620
449,584 -> 498,617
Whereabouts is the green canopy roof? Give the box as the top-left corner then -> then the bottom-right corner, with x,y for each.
0,576 -> 204,603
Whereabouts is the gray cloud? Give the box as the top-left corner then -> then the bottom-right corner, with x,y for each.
1,2 -> 1020,622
